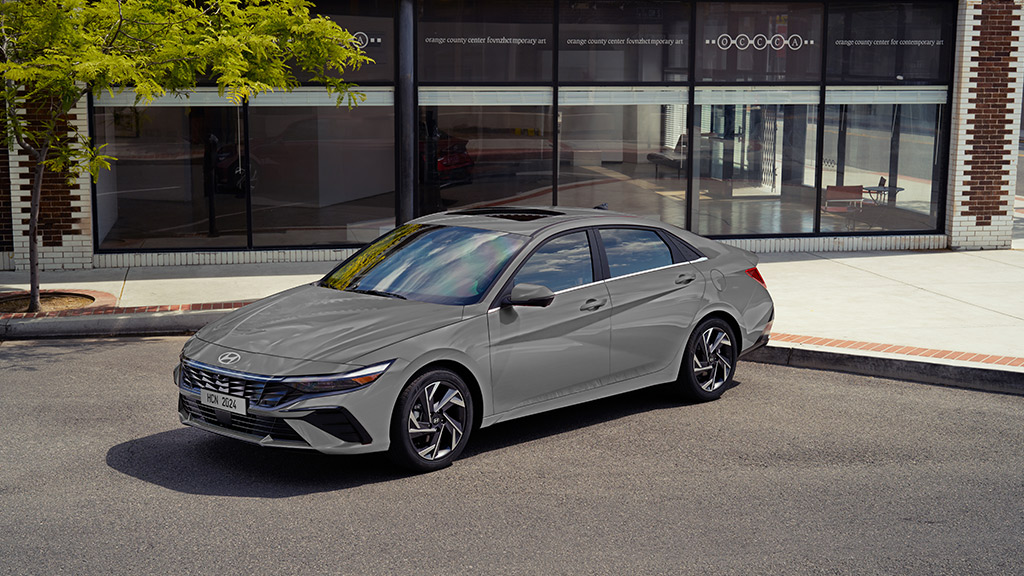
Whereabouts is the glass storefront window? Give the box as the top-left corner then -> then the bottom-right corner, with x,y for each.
418,0 -> 554,83
94,92 -> 248,250
94,89 -> 396,250
419,89 -> 554,213
696,2 -> 823,84
559,0 -> 689,83
693,88 -> 819,236
827,1 -> 954,84
558,88 -> 689,228
90,2 -> 958,253
820,87 -> 946,233
248,89 -> 396,246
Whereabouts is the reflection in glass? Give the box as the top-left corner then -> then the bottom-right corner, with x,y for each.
558,89 -> 688,229
599,228 -> 672,277
559,0 -> 689,83
693,99 -> 818,236
94,105 -> 248,250
514,232 -> 593,293
821,97 -> 944,232
419,100 -> 553,213
248,103 -> 396,246
323,224 -> 527,305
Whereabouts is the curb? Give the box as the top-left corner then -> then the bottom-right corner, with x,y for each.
747,345 -> 1024,397
0,309 -> 229,341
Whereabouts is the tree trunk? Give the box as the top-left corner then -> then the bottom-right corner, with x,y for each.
27,161 -> 45,313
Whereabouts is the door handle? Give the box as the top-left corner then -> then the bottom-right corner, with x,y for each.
579,298 -> 607,312
675,273 -> 697,286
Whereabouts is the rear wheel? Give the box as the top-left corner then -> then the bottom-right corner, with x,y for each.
679,318 -> 737,401
388,369 -> 473,473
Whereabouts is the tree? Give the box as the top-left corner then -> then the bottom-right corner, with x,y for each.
1,0 -> 369,311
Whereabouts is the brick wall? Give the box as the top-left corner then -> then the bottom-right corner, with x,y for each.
947,0 -> 1023,249
8,94 -> 93,271
1,145 -> 12,270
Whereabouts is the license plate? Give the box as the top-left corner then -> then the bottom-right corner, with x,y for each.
200,390 -> 247,416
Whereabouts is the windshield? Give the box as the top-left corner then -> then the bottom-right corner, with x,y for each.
321,224 -> 527,305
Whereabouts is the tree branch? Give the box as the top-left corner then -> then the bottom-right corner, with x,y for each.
103,0 -> 125,48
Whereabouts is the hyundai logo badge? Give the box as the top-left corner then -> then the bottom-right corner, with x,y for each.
218,352 -> 241,365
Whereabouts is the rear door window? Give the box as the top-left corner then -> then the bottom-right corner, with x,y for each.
599,228 -> 673,278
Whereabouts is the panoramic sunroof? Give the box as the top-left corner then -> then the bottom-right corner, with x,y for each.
450,208 -> 564,221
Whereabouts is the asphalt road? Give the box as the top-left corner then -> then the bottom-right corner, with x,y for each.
1,337 -> 1022,575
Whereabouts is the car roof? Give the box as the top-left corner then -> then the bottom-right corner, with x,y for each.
411,206 -> 659,237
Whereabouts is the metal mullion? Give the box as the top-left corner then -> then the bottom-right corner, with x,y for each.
813,1 -> 829,234
685,1 -> 697,232
243,99 -> 253,249
552,0 -> 559,206
397,0 -> 416,224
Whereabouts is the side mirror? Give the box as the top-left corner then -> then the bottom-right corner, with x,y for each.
505,283 -> 555,308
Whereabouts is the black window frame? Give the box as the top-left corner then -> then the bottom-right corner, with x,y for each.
491,227 -> 603,309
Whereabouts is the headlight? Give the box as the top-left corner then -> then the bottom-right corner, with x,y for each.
281,361 -> 393,394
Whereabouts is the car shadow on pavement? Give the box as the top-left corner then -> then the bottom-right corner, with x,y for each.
461,383 -> 708,458
105,381 -> 738,497
105,430 -> 402,498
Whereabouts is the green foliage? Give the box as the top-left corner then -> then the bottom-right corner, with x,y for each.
1,0 -> 370,177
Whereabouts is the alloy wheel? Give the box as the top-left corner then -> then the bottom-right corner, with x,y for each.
406,380 -> 467,461
692,326 -> 734,392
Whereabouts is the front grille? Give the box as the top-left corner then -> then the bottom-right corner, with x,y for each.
179,396 -> 306,443
180,362 -> 300,408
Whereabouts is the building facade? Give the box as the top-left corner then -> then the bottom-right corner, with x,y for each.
2,0 -> 1021,271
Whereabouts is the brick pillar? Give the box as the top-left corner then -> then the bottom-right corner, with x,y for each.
1,145 -> 12,270
9,94 -> 94,271
947,0 -> 1024,250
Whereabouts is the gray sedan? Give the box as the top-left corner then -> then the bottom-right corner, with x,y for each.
176,207 -> 774,471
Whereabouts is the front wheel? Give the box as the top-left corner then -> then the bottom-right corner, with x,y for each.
389,369 -> 474,473
678,318 -> 737,402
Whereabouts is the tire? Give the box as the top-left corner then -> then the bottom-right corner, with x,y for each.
388,369 -> 474,472
678,317 -> 737,402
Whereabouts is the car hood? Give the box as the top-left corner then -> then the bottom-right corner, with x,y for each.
195,283 -> 465,365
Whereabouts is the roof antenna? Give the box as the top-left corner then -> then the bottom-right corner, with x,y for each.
593,203 -> 609,210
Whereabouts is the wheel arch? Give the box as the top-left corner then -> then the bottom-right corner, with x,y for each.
698,309 -> 743,351
408,360 -> 485,435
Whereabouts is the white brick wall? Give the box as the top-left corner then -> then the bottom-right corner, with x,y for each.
946,0 -> 1023,250
722,235 -> 949,254
8,94 -> 95,271
92,248 -> 358,268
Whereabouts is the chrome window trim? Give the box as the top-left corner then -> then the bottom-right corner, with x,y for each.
486,257 -> 707,312
554,279 -> 607,295
486,277 -> 605,312
604,259 -> 704,284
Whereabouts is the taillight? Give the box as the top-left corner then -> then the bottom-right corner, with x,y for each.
745,267 -> 767,288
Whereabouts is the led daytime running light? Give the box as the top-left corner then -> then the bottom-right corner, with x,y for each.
282,361 -> 393,393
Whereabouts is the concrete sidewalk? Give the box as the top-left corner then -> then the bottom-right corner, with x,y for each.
2,244 -> 1023,393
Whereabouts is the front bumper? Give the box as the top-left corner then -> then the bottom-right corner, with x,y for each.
178,391 -> 371,449
176,361 -> 388,455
